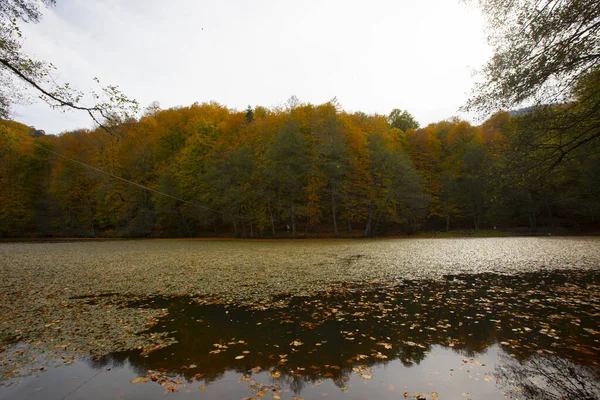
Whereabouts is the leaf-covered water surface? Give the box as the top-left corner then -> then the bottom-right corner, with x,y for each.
0,238 -> 599,399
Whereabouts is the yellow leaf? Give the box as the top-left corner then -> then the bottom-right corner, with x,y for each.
257,391 -> 266,397
235,355 -> 245,359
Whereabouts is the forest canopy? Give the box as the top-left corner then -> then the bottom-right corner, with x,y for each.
1,96 -> 598,238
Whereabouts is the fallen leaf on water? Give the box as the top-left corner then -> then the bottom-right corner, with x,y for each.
235,355 -> 245,359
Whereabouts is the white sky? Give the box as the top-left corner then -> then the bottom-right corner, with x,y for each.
12,0 -> 492,134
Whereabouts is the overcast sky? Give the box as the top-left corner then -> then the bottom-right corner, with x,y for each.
12,0 -> 491,134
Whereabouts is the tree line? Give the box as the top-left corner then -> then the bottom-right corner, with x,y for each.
1,84 -> 598,238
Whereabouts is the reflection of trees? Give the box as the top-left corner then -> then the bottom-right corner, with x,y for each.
285,374 -> 313,394
78,269 -> 599,394
88,352 -> 127,371
396,346 -> 429,366
494,355 -> 600,400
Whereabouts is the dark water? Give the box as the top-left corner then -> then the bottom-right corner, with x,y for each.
2,269 -> 599,400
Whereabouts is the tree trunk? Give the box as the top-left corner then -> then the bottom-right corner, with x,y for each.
373,202 -> 387,236
291,202 -> 296,238
545,198 -> 554,229
364,202 -> 374,237
472,213 -> 479,231
331,188 -> 338,235
446,213 -> 450,232
87,198 -> 96,237
268,201 -> 276,237
529,212 -> 537,231
180,207 -> 192,237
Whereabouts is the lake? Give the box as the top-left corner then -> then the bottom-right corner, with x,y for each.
1,238 -> 599,399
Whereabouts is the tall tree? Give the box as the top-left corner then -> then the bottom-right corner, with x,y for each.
265,118 -> 309,237
364,131 -> 427,236
406,126 -> 443,218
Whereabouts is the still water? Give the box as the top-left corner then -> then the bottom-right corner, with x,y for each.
1,238 -> 599,399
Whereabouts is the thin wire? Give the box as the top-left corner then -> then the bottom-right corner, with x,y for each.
30,142 -> 252,220
61,368 -> 104,400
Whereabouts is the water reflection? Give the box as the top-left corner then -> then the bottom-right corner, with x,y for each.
86,269 -> 600,398
1,269 -> 599,399
495,355 -> 600,400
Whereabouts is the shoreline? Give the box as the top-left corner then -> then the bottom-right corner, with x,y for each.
1,230 -> 599,243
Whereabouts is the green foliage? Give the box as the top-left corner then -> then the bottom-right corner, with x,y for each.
388,109 -> 420,131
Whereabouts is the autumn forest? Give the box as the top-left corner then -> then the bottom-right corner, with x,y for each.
1,80 -> 598,239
